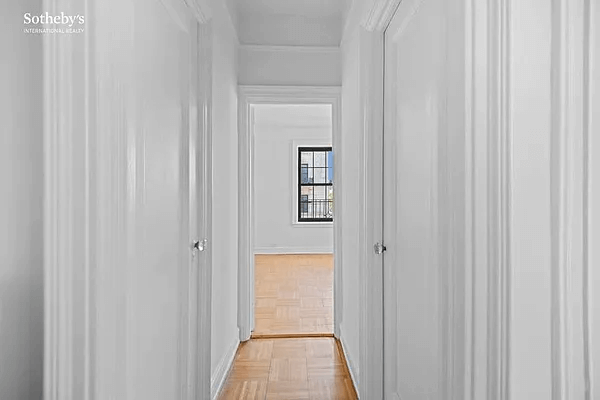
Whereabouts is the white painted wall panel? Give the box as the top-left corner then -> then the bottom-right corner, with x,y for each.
253,105 -> 333,253
0,1 -> 44,398
238,46 -> 341,86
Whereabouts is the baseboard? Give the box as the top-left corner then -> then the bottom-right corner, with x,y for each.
211,337 -> 240,400
337,327 -> 360,398
254,247 -> 333,254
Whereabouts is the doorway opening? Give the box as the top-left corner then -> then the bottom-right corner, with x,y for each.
252,104 -> 334,337
237,86 -> 342,341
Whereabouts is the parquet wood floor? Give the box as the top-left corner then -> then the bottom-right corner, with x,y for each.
218,338 -> 358,400
254,255 -> 333,336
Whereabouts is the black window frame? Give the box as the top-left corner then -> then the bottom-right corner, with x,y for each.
297,146 -> 333,223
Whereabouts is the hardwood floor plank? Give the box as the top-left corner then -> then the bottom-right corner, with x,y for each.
268,358 -> 308,382
254,254 -> 333,336
219,338 -> 357,400
219,380 -> 268,400
265,382 -> 310,400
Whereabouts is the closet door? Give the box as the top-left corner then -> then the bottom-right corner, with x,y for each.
383,0 -> 446,398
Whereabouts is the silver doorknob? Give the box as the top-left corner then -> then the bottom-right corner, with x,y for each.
374,242 -> 387,255
193,239 -> 208,252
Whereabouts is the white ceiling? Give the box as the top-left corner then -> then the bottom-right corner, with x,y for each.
235,0 -> 350,19
233,0 -> 351,46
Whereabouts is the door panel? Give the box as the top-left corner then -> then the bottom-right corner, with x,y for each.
130,1 -> 192,398
383,0 -> 445,398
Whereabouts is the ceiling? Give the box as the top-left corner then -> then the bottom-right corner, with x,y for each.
235,0 -> 350,19
232,0 -> 351,46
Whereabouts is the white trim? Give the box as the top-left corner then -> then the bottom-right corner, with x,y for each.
43,0 -> 92,398
254,247 -> 333,255
485,1 -> 512,398
362,0 -> 402,31
338,327 -> 360,398
239,44 -> 341,54
238,85 -> 342,342
210,337 -> 240,400
550,0 -> 592,398
182,0 -> 211,23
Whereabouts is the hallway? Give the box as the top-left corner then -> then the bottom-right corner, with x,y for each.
219,337 -> 357,400
3,0 -> 600,398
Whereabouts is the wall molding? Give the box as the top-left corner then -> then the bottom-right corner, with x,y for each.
210,337 -> 239,400
550,0 -> 592,398
362,0 -> 402,31
486,0 -> 512,399
43,0 -> 93,398
238,85 -> 342,342
183,0 -> 212,23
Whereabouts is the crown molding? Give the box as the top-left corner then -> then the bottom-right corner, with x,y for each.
361,0 -> 401,31
183,0 -> 211,23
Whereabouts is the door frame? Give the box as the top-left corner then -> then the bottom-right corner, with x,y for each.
43,0 -> 213,398
237,85 -> 342,341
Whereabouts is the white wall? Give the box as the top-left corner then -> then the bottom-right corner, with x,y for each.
253,105 -> 333,254
209,0 -> 240,396
0,0 -> 44,398
238,45 -> 341,86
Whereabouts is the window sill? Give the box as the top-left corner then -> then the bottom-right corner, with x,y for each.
292,221 -> 334,227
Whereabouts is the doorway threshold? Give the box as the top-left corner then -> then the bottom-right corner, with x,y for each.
251,332 -> 334,339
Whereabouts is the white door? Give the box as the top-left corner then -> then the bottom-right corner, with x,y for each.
383,0 -> 446,398
128,1 -> 203,398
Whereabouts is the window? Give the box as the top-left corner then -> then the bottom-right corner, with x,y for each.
298,147 -> 333,222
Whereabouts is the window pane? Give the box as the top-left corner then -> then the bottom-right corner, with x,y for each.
301,152 -> 313,167
301,164 -> 309,184
300,194 -> 309,215
301,186 -> 314,218
314,151 -> 326,167
314,167 -> 327,183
